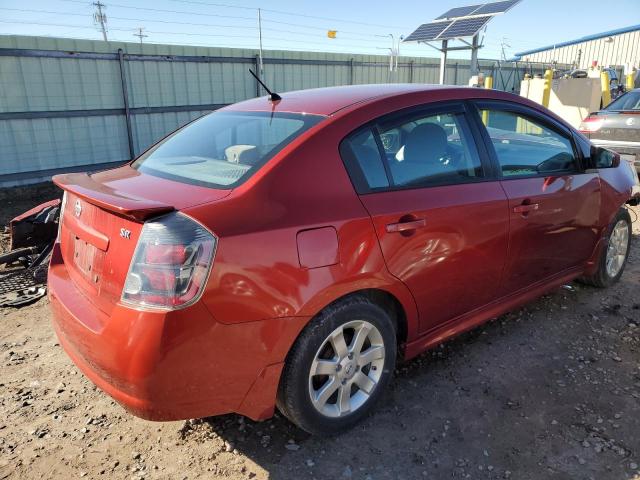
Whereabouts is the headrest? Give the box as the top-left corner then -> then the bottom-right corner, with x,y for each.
403,123 -> 448,164
225,145 -> 259,164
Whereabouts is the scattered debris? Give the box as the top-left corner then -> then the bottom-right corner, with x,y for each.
0,199 -> 60,307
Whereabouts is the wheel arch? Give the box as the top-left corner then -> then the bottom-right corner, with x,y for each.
298,287 -> 416,353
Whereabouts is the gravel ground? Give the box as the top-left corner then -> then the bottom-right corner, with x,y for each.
0,194 -> 639,480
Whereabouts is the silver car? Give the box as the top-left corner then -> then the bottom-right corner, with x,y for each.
580,88 -> 640,175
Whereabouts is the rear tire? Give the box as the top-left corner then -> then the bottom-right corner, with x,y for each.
582,208 -> 632,288
276,296 -> 396,436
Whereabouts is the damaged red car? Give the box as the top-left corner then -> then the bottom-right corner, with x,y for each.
49,84 -> 638,435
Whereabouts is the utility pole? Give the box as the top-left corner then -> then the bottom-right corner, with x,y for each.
377,34 -> 396,73
257,8 -> 264,78
391,35 -> 396,71
93,1 -> 108,41
396,35 -> 404,71
500,37 -> 511,62
133,27 -> 148,44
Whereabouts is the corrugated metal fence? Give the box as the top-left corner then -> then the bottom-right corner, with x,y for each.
0,35 -> 558,186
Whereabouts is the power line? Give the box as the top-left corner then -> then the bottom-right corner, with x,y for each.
59,0 -> 257,22
0,7 -> 393,43
166,0 -> 257,11
52,0 -> 404,38
0,19 -> 391,50
165,0 -> 411,29
0,7 -> 259,30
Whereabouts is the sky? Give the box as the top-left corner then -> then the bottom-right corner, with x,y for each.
0,0 -> 639,60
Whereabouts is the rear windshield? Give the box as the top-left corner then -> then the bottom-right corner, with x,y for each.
132,111 -> 324,189
605,91 -> 640,111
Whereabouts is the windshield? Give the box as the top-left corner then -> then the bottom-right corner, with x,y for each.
132,111 -> 324,189
605,91 -> 640,111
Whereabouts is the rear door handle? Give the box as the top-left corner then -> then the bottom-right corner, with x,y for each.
513,203 -> 539,214
386,218 -> 427,233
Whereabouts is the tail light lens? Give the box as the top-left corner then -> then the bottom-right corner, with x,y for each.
579,116 -> 604,133
122,213 -> 217,309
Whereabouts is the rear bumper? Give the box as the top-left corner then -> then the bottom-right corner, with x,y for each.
48,243 -> 308,421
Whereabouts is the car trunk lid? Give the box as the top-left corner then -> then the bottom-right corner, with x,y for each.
53,167 -> 230,315
589,111 -> 640,143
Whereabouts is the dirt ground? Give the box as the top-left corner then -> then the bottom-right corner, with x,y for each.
0,190 -> 639,480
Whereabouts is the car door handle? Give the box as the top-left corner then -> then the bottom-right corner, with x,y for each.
386,218 -> 427,233
513,203 -> 539,214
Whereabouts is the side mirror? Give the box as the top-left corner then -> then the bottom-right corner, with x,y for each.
587,146 -> 620,169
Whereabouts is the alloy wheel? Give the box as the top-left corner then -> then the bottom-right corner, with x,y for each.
605,219 -> 630,278
308,320 -> 385,418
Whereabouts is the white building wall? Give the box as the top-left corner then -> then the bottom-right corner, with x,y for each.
519,30 -> 640,69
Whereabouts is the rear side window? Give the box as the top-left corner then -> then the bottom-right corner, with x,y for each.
341,111 -> 483,193
133,111 -> 324,189
378,112 -> 483,187
340,129 -> 390,192
478,109 -> 578,177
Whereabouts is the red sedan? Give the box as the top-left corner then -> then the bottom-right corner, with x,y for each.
49,84 -> 638,435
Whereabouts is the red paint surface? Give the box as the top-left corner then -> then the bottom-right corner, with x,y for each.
296,227 -> 340,269
49,85 -> 637,421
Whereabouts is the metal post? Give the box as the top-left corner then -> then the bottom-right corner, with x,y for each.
350,58 -> 355,85
117,49 -> 135,160
542,69 -> 553,108
454,62 -> 459,85
600,71 -> 611,107
257,8 -> 264,78
470,34 -> 479,76
409,60 -> 414,83
439,40 -> 448,85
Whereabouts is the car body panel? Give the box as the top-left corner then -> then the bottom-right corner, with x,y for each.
48,84 -> 639,421
49,244 -> 311,420
359,182 -> 509,333
498,173 -> 601,294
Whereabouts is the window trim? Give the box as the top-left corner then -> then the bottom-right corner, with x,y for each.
468,100 -> 583,180
338,100 -> 495,194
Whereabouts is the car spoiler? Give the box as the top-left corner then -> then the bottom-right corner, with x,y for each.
53,172 -> 174,222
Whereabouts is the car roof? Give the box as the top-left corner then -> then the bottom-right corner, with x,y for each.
224,84 -> 458,116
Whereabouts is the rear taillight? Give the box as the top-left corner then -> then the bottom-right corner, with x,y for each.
579,116 -> 604,133
122,212 -> 217,310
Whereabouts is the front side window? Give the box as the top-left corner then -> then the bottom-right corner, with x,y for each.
479,109 -> 578,177
378,112 -> 483,188
133,111 -> 324,188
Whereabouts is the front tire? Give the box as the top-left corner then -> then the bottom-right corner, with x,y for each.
277,296 -> 397,436
582,208 -> 632,288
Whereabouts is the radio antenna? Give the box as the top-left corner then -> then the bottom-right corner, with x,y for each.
248,69 -> 281,101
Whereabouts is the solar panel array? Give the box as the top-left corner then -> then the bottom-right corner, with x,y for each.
404,21 -> 453,42
438,15 -> 492,39
435,5 -> 482,20
473,0 -> 519,15
405,0 -> 520,42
